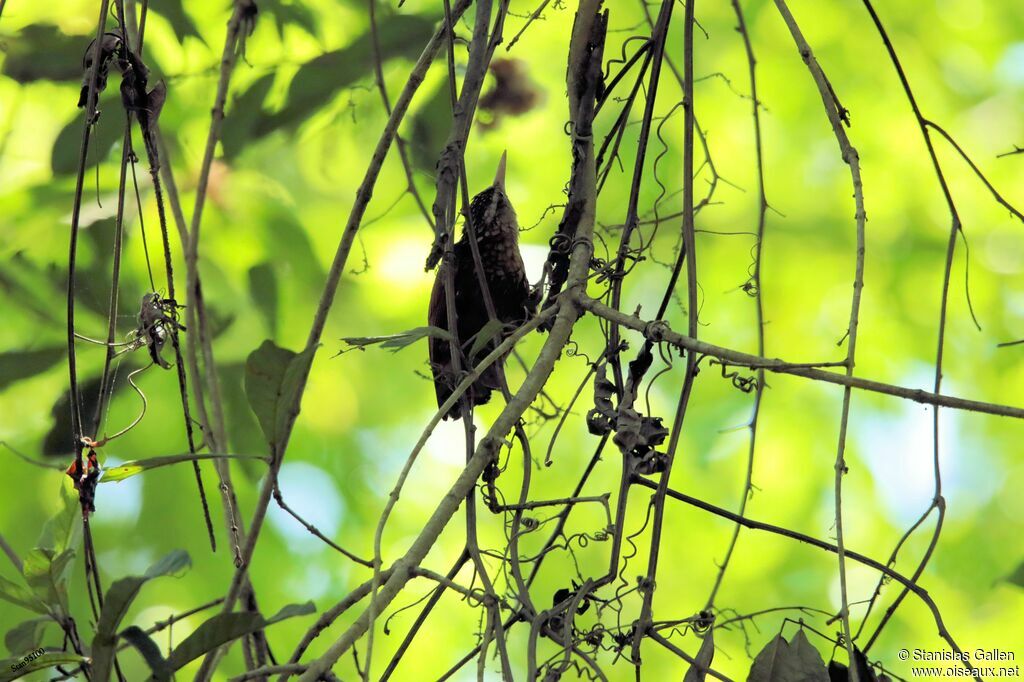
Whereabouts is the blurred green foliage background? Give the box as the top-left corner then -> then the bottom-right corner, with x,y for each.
0,0 -> 1022,679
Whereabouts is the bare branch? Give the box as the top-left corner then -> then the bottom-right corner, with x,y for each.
579,296 -> 1024,420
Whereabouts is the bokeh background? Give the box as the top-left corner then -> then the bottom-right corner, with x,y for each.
1,0 -> 1022,679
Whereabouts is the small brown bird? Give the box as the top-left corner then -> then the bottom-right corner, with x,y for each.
429,153 -> 534,420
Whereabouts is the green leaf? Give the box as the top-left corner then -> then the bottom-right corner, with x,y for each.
247,263 -> 279,338
149,0 -> 205,44
143,550 -> 191,579
0,347 -> 64,392
221,74 -> 276,159
120,626 -> 168,677
51,95 -> 125,175
160,612 -> 259,679
0,443 -> 61,470
258,209 -> 326,288
262,0 -> 319,39
159,602 -> 315,677
38,477 -> 81,555
4,618 -> 52,656
91,551 -> 191,682
683,629 -> 715,682
1004,559 -> 1024,588
408,81 -> 452,173
265,601 -> 317,624
219,363 -> 269,477
205,303 -> 238,340
22,549 -> 75,614
245,341 -> 316,454
241,13 -> 437,146
0,652 -> 88,681
468,319 -> 505,361
341,326 -> 452,353
278,14 -> 435,127
0,576 -> 47,616
43,372 -> 142,456
101,453 -> 268,483
0,25 -> 86,83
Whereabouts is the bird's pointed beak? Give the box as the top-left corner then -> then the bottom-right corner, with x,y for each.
494,150 -> 507,190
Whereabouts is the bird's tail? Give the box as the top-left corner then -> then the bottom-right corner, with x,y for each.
430,335 -> 501,420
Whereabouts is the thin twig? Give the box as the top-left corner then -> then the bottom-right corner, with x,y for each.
635,477 -> 975,675
578,296 -> 1024,420
632,0 -> 689,666
648,630 -> 733,682
0,532 -> 21,572
199,7 -> 473,680
773,0 -> 867,674
704,0 -> 769,611
294,9 -> 600,676
272,488 -> 372,567
853,2 -> 1017,661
